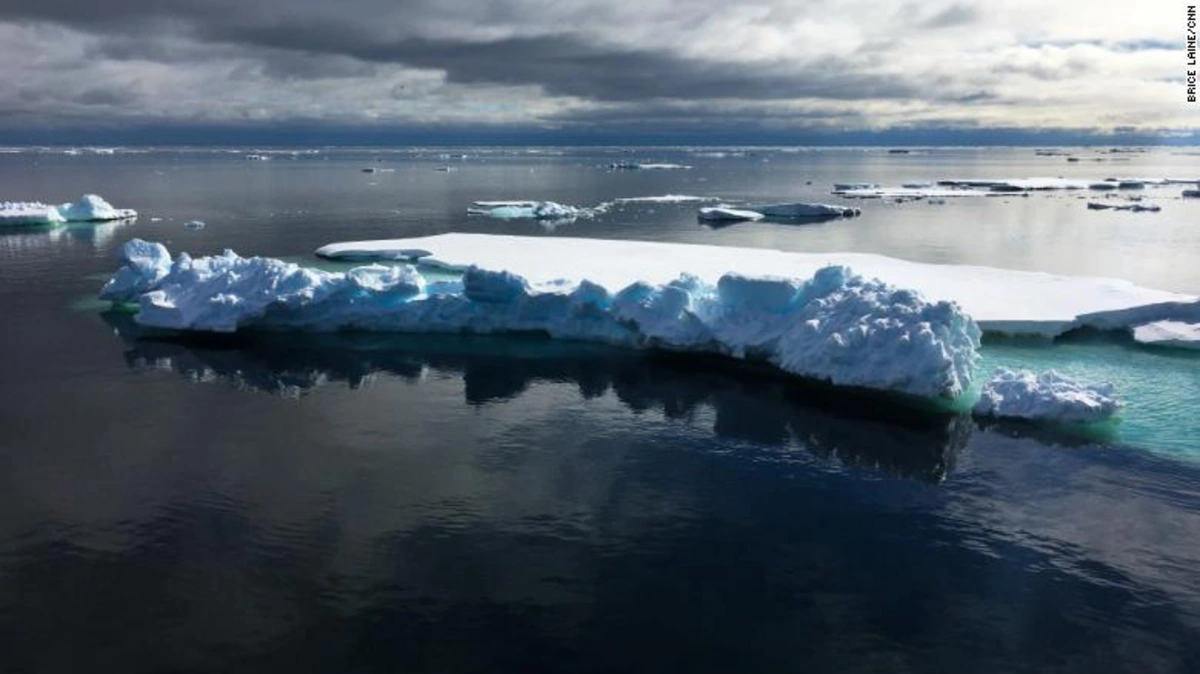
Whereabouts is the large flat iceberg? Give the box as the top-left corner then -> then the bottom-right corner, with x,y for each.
315,234 -> 1194,337
101,239 -> 981,399
0,194 -> 136,226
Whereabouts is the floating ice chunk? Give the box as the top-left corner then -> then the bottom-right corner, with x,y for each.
468,200 -> 596,221
749,202 -> 860,218
972,368 -> 1121,423
938,178 -> 1094,191
101,241 -> 982,399
1131,321 -> 1200,350
314,234 -> 1194,337
833,182 -> 879,191
245,154 -> 270,161
609,162 -> 692,170
1086,201 -> 1160,212
1,194 -> 135,225
99,239 -> 173,302
184,220 -> 206,230
698,205 -> 764,222
0,202 -> 66,226
56,194 -> 137,221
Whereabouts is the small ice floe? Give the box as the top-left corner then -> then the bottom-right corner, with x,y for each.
468,200 -> 600,221
1131,321 -> 1200,350
245,154 -> 271,161
1086,201 -> 1161,212
608,162 -> 692,170
833,182 -> 879,191
972,368 -> 1122,423
613,195 -> 722,204
834,185 -> 991,199
1,194 -> 136,226
361,167 -> 394,173
748,202 -> 861,219
184,220 -> 206,230
697,205 -> 764,222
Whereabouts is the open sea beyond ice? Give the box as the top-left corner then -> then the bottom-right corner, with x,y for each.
1,146 -> 1199,673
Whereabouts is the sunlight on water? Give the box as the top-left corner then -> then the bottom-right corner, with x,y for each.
979,336 -> 1200,457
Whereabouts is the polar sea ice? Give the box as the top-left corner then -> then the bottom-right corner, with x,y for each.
0,194 -> 136,226
101,238 -> 982,400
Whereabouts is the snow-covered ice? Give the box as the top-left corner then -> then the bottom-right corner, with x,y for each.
697,205 -> 764,222
101,239 -> 981,399
0,194 -> 136,226
1131,321 -> 1200,350
315,234 -> 1194,337
0,202 -> 66,226
972,368 -> 1122,423
468,201 -> 602,221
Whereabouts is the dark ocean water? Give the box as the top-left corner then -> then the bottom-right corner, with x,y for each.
1,147 -> 1199,673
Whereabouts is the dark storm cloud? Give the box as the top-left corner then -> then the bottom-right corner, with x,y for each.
1,0 -> 920,102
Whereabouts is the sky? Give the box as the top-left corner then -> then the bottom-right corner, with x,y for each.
0,0 -> 1195,145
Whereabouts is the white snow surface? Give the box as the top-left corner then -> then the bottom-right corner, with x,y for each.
314,234 -> 1194,337
101,239 -> 982,399
0,194 -> 136,225
972,368 -> 1122,423
1131,321 -> 1200,350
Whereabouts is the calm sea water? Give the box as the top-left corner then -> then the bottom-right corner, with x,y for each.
1,147 -> 1199,672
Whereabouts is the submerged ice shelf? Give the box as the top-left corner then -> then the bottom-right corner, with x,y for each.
0,194 -> 136,226
316,234 -> 1196,338
102,239 -> 981,400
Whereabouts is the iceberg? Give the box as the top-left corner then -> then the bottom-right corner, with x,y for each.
1131,321 -> 1200,350
56,194 -> 137,221
972,368 -> 1122,423
0,194 -> 136,226
315,234 -> 1194,338
101,239 -> 981,399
